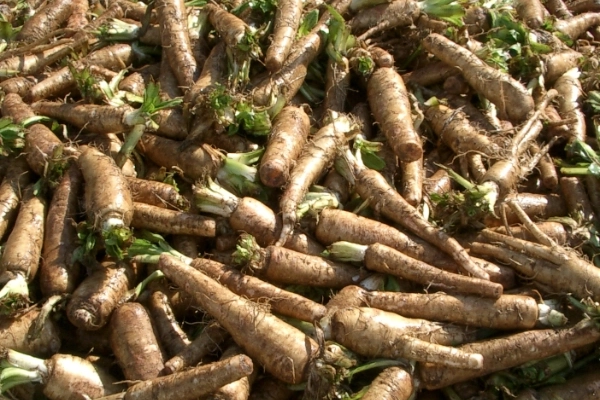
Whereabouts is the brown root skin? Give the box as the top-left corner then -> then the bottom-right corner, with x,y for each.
77,146 -> 134,231
119,63 -> 161,97
28,43 -> 136,102
15,0 -> 73,43
265,0 -> 304,72
158,254 -> 320,385
515,0 -> 548,29
32,102 -> 131,134
354,167 -> 488,280
0,76 -> 37,97
364,290 -> 539,330
137,133 -> 223,182
229,197 -> 325,255
146,290 -> 191,358
418,319 -> 600,390
43,353 -> 122,400
183,41 -> 227,120
0,187 -> 46,283
424,101 -> 503,158
554,12 -> 600,40
351,0 -> 420,35
324,307 -> 483,369
131,202 -> 216,237
127,177 -> 189,210
364,243 -> 502,298
163,322 -> 229,375
0,158 -> 32,242
66,260 -> 139,331
192,258 -> 327,322
400,157 -> 423,207
110,302 -> 166,381
66,0 -> 89,30
0,307 -> 61,357
553,68 -> 586,143
542,49 -> 582,85
124,354 -> 253,400
1,93 -> 68,176
40,164 -> 83,296
276,117 -> 350,246
156,0 -> 198,89
205,4 -> 248,48
368,67 -> 423,163
252,19 -> 326,107
255,245 -> 367,288
422,33 -> 534,123
361,367 -> 413,400
259,106 -> 310,188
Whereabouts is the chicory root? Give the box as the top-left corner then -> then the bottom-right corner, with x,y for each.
146,290 -> 191,358
121,354 -> 253,400
77,145 -> 133,231
110,302 -> 166,381
259,105 -> 310,188
194,172 -> 324,255
191,258 -> 328,322
418,319 -> 600,390
321,307 -> 483,369
276,114 -> 353,246
66,260 -> 140,331
0,307 -> 61,358
40,165 -> 82,296
329,242 -> 502,298
367,67 -> 422,163
422,33 -> 534,123
0,347 -> 122,400
127,177 -> 189,210
265,0 -> 304,72
361,366 -> 414,400
341,150 -> 489,280
158,254 -> 320,384
131,202 -> 216,237
0,158 -> 31,242
163,321 -> 229,375
0,187 -> 46,312
156,0 -> 198,89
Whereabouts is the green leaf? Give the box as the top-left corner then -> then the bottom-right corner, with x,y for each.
361,151 -> 386,171
298,9 -> 319,38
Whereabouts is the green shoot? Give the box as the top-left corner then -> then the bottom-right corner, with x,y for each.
102,227 -> 133,260
0,274 -> 30,316
207,84 -> 272,136
193,177 -> 240,217
353,136 -> 385,171
226,148 -> 264,165
0,348 -> 46,393
232,233 -> 262,267
419,0 -> 464,26
94,18 -> 141,41
0,117 -> 25,156
325,5 -> 356,63
327,241 -> 368,263
296,188 -> 341,221
0,367 -> 41,393
118,83 -> 182,167
72,222 -> 98,265
217,157 -> 269,201
558,140 -> 600,177
98,69 -> 143,107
